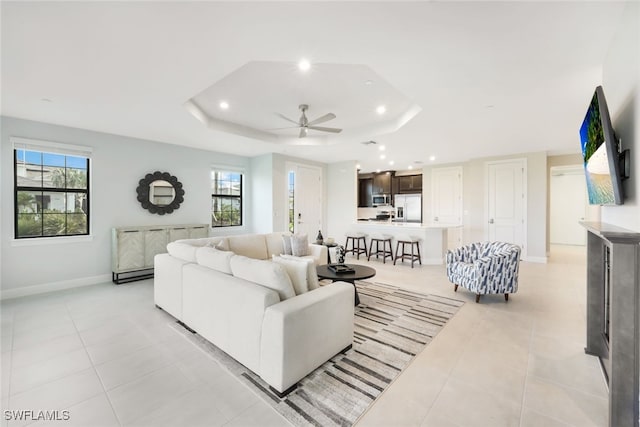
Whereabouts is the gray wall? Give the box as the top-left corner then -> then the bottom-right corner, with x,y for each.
1,116 -> 251,294
600,1 -> 640,231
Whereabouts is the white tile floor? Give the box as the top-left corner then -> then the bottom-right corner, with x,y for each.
0,245 -> 607,426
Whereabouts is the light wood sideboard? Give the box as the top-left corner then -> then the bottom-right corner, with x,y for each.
111,224 -> 208,284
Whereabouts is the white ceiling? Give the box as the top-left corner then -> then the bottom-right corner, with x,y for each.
1,1 -> 627,173
186,61 -> 420,145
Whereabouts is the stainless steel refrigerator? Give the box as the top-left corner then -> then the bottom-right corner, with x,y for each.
394,194 -> 422,222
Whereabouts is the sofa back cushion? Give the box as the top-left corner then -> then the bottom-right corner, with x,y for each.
227,235 -> 268,260
230,255 -> 295,301
166,242 -> 199,262
173,236 -> 229,250
265,233 -> 286,258
195,247 -> 234,274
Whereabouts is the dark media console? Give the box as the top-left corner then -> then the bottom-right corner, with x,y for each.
581,221 -> 640,427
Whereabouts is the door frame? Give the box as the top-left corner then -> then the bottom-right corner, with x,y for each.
283,162 -> 324,234
484,158 -> 527,258
549,164 -> 587,246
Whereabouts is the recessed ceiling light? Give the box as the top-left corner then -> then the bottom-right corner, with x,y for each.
389,161 -> 394,166
429,155 -> 436,161
219,101 -> 229,110
408,165 -> 413,170
376,105 -> 387,115
41,98 -> 53,102
365,80 -> 373,86
376,169 -> 381,173
298,59 -> 311,72
379,145 -> 385,151
380,154 -> 386,160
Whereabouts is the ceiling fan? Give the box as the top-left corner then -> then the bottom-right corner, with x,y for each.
276,104 -> 342,138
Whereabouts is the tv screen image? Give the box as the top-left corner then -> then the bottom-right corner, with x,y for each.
579,86 -> 623,205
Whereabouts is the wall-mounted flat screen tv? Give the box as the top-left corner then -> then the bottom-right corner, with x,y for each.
579,86 -> 624,205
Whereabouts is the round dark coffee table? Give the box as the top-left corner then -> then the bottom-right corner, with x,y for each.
316,264 -> 376,305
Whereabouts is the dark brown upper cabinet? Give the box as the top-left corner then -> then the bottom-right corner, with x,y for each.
396,174 -> 423,193
372,172 -> 392,194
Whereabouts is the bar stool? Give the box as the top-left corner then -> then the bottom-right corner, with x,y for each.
394,235 -> 422,268
368,233 -> 394,263
344,232 -> 368,260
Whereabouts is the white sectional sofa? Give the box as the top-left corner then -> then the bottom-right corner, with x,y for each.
154,232 -> 354,395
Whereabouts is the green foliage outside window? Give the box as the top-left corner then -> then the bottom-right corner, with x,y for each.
211,170 -> 242,227
15,149 -> 89,238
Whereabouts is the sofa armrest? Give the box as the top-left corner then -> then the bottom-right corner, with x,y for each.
260,281 -> 354,392
307,243 -> 328,265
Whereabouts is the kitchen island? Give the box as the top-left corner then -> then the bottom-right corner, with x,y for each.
353,220 -> 461,265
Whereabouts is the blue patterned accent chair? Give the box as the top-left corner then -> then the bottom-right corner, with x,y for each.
446,242 -> 521,303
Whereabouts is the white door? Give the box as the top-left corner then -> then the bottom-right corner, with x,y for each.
486,159 -> 526,251
292,164 -> 323,238
550,166 -> 587,245
432,167 -> 463,248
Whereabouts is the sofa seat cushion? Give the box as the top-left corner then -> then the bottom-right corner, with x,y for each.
196,247 -> 233,274
227,235 -> 268,260
230,255 -> 296,301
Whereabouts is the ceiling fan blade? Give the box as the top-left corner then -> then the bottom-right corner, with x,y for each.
299,127 -> 308,138
276,113 -> 300,125
307,113 -> 336,126
308,126 -> 342,134
266,126 -> 300,131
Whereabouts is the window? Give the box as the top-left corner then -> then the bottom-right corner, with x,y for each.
211,170 -> 242,227
288,171 -> 295,233
14,140 -> 91,239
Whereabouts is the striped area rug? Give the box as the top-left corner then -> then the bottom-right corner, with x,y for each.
172,281 -> 464,427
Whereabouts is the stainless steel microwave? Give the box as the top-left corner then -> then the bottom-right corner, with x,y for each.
372,194 -> 390,205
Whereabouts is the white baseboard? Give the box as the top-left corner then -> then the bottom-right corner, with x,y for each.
523,256 -> 548,263
1,274 -> 112,300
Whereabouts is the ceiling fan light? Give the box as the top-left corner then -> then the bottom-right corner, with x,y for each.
298,59 -> 311,72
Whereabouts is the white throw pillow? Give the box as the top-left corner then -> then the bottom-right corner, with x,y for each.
229,255 -> 295,301
195,247 -> 233,274
290,233 -> 309,257
280,254 -> 319,291
272,255 -> 309,295
282,235 -> 293,255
